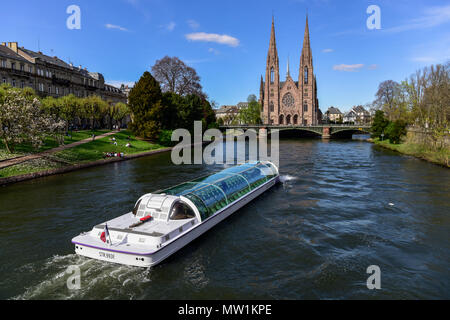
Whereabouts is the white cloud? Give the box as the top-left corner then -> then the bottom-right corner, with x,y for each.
159,22 -> 176,32
368,64 -> 378,70
105,24 -> 129,32
187,19 -> 200,30
384,5 -> 450,33
208,48 -> 220,55
322,48 -> 334,53
185,32 -> 240,47
333,64 -> 364,72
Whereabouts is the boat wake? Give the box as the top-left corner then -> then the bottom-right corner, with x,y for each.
280,175 -> 298,183
12,254 -> 151,300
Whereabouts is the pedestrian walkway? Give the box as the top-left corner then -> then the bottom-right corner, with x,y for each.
0,131 -> 118,170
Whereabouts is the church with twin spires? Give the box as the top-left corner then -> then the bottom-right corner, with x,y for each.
260,16 -> 321,125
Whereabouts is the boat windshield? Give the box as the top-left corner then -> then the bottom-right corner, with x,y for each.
170,201 -> 196,220
161,162 -> 277,221
132,199 -> 142,216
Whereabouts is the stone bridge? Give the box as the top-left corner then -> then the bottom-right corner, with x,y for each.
219,124 -> 371,139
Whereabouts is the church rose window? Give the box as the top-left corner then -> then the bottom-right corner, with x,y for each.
282,93 -> 295,108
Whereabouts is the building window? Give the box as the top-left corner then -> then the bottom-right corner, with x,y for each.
12,79 -> 16,87
2,77 -> 6,84
28,66 -> 32,73
11,63 -> 16,70
55,87 -> 59,95
303,102 -> 308,112
20,80 -> 24,88
1,60 -> 6,68
270,67 -> 274,84
48,85 -> 52,93
270,101 -> 274,112
20,64 -> 24,71
304,67 -> 308,84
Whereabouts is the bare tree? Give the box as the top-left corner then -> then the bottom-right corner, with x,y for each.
375,80 -> 403,121
151,56 -> 205,98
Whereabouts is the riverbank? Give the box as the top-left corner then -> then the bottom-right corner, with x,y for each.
372,138 -> 449,168
0,130 -> 169,186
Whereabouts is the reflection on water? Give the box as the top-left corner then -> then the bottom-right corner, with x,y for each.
0,139 -> 449,299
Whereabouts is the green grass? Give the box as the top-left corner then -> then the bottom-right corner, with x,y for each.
54,130 -> 165,163
374,138 -> 449,167
0,130 -> 166,180
0,157 -> 65,178
0,129 -> 111,158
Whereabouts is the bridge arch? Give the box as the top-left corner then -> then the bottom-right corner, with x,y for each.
331,127 -> 371,138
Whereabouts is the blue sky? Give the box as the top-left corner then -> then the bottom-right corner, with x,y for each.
0,0 -> 449,112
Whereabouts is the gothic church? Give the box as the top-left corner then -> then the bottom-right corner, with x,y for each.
260,16 -> 320,125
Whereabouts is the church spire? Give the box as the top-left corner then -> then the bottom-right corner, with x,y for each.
301,14 -> 312,65
287,55 -> 290,77
268,15 -> 278,58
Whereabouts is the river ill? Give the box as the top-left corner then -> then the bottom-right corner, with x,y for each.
0,138 -> 449,299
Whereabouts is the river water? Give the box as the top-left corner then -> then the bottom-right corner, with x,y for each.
0,138 -> 449,299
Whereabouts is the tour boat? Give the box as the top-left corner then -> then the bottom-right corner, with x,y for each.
71,161 -> 280,267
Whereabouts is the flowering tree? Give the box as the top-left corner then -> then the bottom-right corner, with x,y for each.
0,85 -> 65,153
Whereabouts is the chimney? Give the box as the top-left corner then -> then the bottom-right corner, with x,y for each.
7,42 -> 18,53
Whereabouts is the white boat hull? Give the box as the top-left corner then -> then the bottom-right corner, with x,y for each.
74,176 -> 278,268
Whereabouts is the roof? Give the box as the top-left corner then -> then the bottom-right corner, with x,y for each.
353,105 -> 368,114
0,45 -> 29,63
159,162 -> 278,221
20,48 -> 72,69
327,107 -> 342,115
215,105 -> 238,114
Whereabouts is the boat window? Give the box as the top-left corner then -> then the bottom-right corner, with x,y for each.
156,162 -> 278,221
240,167 -> 268,190
170,201 -> 196,220
132,199 -> 142,216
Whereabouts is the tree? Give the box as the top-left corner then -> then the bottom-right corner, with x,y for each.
112,102 -> 130,129
81,95 -> 108,132
151,56 -> 205,98
371,110 -> 389,139
240,101 -> 262,124
247,94 -> 257,103
0,85 -> 64,152
128,71 -> 164,140
375,80 -> 402,121
385,119 -> 407,144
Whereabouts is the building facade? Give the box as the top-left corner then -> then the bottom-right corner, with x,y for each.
325,107 -> 343,123
0,42 -> 127,104
260,16 -> 320,126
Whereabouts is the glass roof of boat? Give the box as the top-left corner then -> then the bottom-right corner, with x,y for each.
159,162 -> 278,221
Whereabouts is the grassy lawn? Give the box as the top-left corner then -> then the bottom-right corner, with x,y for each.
0,130 -> 166,180
54,130 -> 165,163
374,138 -> 449,167
0,129 -> 111,158
0,157 -> 65,178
